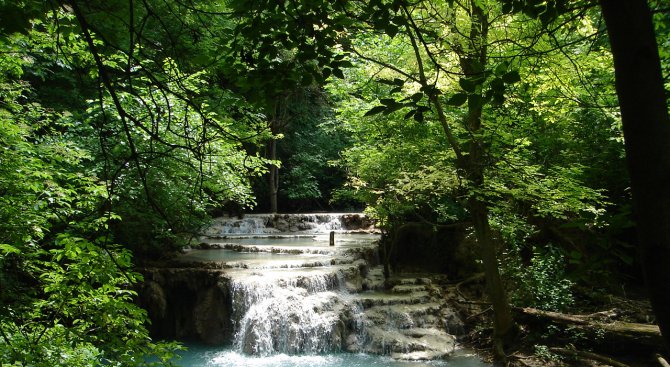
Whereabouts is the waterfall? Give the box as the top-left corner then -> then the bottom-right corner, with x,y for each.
146,213 -> 464,361
204,213 -> 375,237
229,270 -> 358,355
212,216 -> 277,234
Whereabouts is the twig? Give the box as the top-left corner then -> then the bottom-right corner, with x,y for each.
454,272 -> 485,300
466,306 -> 492,321
458,299 -> 491,306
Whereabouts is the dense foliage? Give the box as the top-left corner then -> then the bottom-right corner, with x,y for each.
323,1 -> 625,303
1,0 -> 669,365
0,1 -> 266,365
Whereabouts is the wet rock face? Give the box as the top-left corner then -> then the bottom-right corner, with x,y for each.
340,214 -> 375,231
193,285 -> 230,344
141,280 -> 167,319
139,268 -> 233,344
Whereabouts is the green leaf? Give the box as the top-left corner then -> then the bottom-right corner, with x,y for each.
468,94 -> 484,110
470,60 -> 485,74
490,90 -> 505,105
333,68 -> 345,79
502,2 -> 514,14
459,78 -> 476,93
364,105 -> 387,116
446,93 -> 468,106
383,103 -> 405,115
539,11 -> 554,26
502,70 -> 521,84
338,60 -> 354,68
494,61 -> 510,76
402,92 -> 423,103
377,78 -> 398,86
385,24 -> 399,38
322,67 -> 332,79
0,244 -> 20,255
413,111 -> 424,122
484,89 -> 494,104
420,84 -> 439,96
301,74 -> 313,86
410,92 -> 424,103
491,78 -> 505,92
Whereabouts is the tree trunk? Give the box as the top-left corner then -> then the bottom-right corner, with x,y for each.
460,4 -> 516,358
600,0 -> 670,350
268,137 -> 278,213
267,113 -> 280,214
470,199 -> 516,351
405,1 -> 516,358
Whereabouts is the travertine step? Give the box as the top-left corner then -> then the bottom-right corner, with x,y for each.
364,303 -> 442,329
391,284 -> 428,293
387,277 -> 432,287
353,291 -> 432,308
359,325 -> 456,359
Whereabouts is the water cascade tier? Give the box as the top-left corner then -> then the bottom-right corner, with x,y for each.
140,213 -> 467,361
203,213 -> 376,235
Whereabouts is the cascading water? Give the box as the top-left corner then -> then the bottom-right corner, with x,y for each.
231,275 -> 343,355
204,213 -> 372,237
142,213 -> 490,366
209,216 -> 277,234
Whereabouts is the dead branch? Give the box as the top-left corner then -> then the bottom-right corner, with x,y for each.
515,307 -> 664,354
656,353 -> 670,367
550,347 -> 630,367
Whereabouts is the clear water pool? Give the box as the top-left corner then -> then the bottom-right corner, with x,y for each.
174,345 -> 490,367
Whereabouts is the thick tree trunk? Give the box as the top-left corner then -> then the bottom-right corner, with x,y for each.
600,0 -> 670,350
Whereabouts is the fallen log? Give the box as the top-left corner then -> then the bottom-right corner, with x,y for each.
550,347 -> 630,367
657,353 -> 670,367
514,307 -> 664,355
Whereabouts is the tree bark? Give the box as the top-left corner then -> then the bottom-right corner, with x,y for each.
470,200 -> 516,346
461,4 -> 516,358
268,138 -> 278,213
600,0 -> 670,350
268,118 -> 279,213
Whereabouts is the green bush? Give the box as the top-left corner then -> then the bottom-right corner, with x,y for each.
503,244 -> 575,312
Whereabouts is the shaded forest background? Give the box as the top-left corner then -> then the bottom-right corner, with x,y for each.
0,0 -> 669,365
